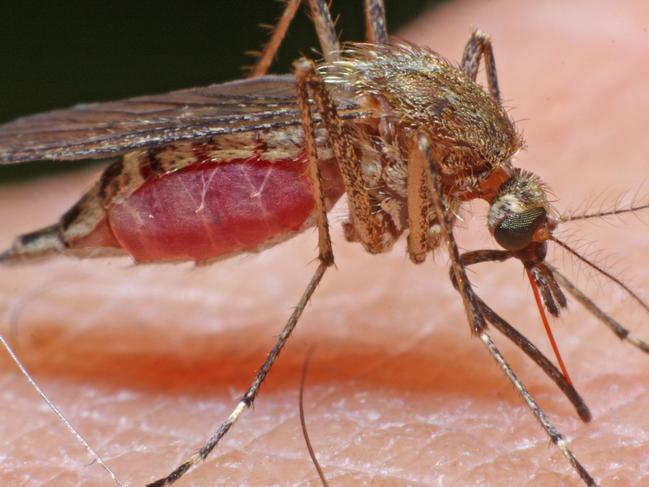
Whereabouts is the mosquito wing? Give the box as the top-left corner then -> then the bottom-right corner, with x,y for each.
0,74 -> 362,164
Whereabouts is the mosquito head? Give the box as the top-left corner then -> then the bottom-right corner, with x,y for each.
487,169 -> 556,264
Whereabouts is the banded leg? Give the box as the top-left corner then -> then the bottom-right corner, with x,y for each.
364,0 -> 389,44
307,0 -> 340,62
409,132 -> 597,487
146,54 -> 337,487
461,30 -> 501,102
251,0 -> 390,77
295,58 -> 389,253
408,133 -> 484,332
406,151 -> 431,263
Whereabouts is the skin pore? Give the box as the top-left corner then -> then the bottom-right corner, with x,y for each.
1,0 -> 649,485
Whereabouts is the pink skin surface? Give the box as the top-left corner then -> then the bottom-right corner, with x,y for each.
1,0 -> 649,486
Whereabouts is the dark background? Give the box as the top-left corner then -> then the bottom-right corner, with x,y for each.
0,0 -> 438,182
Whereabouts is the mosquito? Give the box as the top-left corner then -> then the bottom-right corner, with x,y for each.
0,0 -> 647,485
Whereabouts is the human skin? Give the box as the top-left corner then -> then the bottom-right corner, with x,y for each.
1,0 -> 649,486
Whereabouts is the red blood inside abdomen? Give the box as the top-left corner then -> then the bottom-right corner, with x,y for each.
107,157 -> 316,262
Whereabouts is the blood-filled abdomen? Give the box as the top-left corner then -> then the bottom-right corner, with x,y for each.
109,157 -> 320,262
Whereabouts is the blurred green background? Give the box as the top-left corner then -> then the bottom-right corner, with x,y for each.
0,0 -> 438,183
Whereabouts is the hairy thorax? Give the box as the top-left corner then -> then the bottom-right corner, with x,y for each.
326,42 -> 523,252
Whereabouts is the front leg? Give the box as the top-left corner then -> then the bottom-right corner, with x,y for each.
461,30 -> 501,102
408,132 -> 485,332
408,131 -> 597,487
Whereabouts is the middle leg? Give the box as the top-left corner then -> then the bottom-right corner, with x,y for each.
146,53 -> 338,487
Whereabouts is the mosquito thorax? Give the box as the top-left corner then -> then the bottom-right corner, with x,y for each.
487,169 -> 556,255
321,42 -> 526,255
322,42 -> 522,176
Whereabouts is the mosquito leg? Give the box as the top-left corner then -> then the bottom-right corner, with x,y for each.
409,132 -> 485,332
295,58 -> 336,265
146,54 -> 338,487
406,147 -> 432,263
410,132 -> 597,487
461,30 -> 501,102
250,0 -> 302,77
455,251 -> 586,414
456,251 -> 590,416
250,0 -> 338,78
548,264 -> 649,354
476,294 -> 592,421
295,58 -> 389,253
306,0 -> 340,62
479,332 -> 597,486
147,266 -> 329,487
364,0 -> 389,44
252,0 -> 389,77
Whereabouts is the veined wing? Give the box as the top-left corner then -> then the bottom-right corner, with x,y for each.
0,74 -> 362,164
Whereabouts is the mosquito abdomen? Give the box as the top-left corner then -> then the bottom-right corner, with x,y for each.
2,145 -> 345,264
107,156 -> 326,262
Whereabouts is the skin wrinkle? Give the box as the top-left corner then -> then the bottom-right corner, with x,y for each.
1,1 -> 649,486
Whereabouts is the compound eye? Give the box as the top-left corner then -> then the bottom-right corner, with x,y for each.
494,207 -> 546,251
